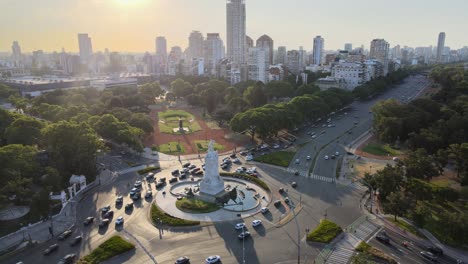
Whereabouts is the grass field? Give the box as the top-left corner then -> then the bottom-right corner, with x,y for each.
362,143 -> 400,156
306,219 -> 343,243
385,217 -> 424,237
81,236 -> 134,264
158,109 -> 202,134
253,151 -> 296,167
157,142 -> 185,154
176,198 -> 220,214
193,140 -> 225,153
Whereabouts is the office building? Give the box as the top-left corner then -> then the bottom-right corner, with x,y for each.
155,36 -> 167,74
77,33 -> 93,63
167,46 -> 183,76
312,36 -> 325,65
369,39 -> 390,76
11,41 -> 22,67
256,35 -> 274,65
204,33 -> 225,76
247,47 -> 268,83
286,50 -> 301,74
344,43 -> 352,52
436,32 -> 446,63
246,36 -> 254,50
188,31 -> 204,60
226,0 -> 246,65
275,46 -> 287,64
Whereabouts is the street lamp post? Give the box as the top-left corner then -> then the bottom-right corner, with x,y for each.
291,198 -> 301,264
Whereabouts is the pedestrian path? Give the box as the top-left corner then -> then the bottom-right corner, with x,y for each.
326,244 -> 356,264
286,168 -> 336,183
350,220 -> 380,241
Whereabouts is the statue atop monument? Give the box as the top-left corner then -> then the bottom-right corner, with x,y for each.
199,140 -> 225,196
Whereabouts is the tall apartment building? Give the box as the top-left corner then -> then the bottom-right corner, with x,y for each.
436,32 -> 446,63
11,41 -> 22,67
369,39 -> 390,76
247,47 -> 268,83
286,50 -> 301,74
188,31 -> 204,60
226,0 -> 246,65
77,33 -> 93,63
256,35 -> 274,65
155,36 -> 167,75
344,43 -> 353,52
167,46 -> 183,76
312,36 -> 325,65
275,46 -> 287,65
204,33 -> 225,76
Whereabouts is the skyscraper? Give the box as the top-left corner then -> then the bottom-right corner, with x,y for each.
155,36 -> 167,74
256,35 -> 274,65
188,31 -> 204,59
77,33 -> 93,63
11,41 -> 22,67
436,32 -> 446,63
344,43 -> 352,52
369,39 -> 390,76
312,36 -> 324,65
204,33 -> 225,76
246,36 -> 254,50
276,46 -> 287,64
226,0 -> 246,65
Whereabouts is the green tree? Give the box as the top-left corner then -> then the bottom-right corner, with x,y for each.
5,116 -> 44,145
212,109 -> 234,126
295,83 -> 320,96
171,79 -> 193,98
243,84 -> 267,107
384,191 -> 411,221
403,148 -> 440,181
139,82 -> 164,104
128,113 -> 153,134
373,164 -> 404,201
265,81 -> 294,99
0,84 -> 18,99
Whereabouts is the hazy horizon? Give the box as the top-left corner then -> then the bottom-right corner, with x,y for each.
1,0 -> 468,53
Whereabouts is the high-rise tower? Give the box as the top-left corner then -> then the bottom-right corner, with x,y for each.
256,35 -> 274,65
436,32 -> 446,63
155,36 -> 168,74
78,33 -> 93,63
312,36 -> 324,65
369,39 -> 390,76
226,0 -> 246,65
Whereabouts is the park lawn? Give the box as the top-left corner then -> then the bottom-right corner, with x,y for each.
80,236 -> 134,264
193,140 -> 225,152
158,109 -> 201,134
362,143 -> 400,156
151,204 -> 200,226
306,219 -> 343,243
253,151 -> 296,167
176,198 -> 220,214
385,217 -> 424,237
157,142 -> 185,155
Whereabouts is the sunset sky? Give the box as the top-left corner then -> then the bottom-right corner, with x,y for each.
1,0 -> 468,53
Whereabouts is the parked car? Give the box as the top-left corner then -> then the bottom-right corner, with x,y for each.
252,220 -> 262,227
205,255 -> 221,264
195,170 -> 204,176
58,230 -> 72,240
274,200 -> 281,207
58,254 -> 76,264
155,182 -> 165,188
116,196 -> 123,204
101,205 -> 111,213
171,169 -> 180,175
103,210 -> 114,219
115,216 -> 124,225
132,192 -> 141,201
43,243 -> 59,255
260,207 -> 269,213
129,188 -> 138,196
134,181 -> 142,188
159,177 -> 166,182
99,219 -> 110,228
145,173 -> 155,180
246,155 -> 254,161
238,231 -> 251,239
235,223 -> 246,230
182,163 -> 191,168
145,190 -> 153,198
233,158 -> 241,163
188,164 -> 196,169
175,256 -> 190,264
125,202 -> 134,210
278,188 -> 285,194
169,177 -> 178,183
230,153 -> 237,158
83,217 -> 94,226
70,236 -> 82,246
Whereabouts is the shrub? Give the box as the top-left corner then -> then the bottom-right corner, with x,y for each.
137,166 -> 160,175
176,198 -> 219,213
82,236 -> 134,264
151,204 -> 200,226
220,172 -> 270,191
306,219 -> 343,243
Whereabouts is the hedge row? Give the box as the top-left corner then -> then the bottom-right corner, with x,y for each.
220,172 -> 270,191
150,204 -> 200,226
137,166 -> 160,175
79,236 -> 135,264
306,219 -> 343,243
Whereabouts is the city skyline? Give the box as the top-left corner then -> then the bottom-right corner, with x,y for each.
1,0 -> 468,53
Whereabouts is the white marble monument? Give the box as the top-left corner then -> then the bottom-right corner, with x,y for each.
199,140 -> 225,196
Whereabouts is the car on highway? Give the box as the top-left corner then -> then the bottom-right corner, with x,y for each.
101,205 -> 111,213
115,216 -> 124,225
174,256 -> 190,264
238,231 -> 251,239
306,155 -> 311,160
335,151 -> 340,156
291,182 -> 297,188
98,219 -> 110,228
125,202 -> 134,210
420,251 -> 438,261
70,236 -> 82,246
43,243 -> 59,255
58,230 -> 73,240
311,135 -> 317,139
324,155 -> 329,160
331,155 -> 335,159
376,233 -> 390,244
235,223 -> 246,230
205,255 -> 221,264
58,254 -> 76,264
83,217 -> 94,226
427,246 -> 443,256
260,207 -> 269,213
116,196 -> 123,204
252,220 -> 262,227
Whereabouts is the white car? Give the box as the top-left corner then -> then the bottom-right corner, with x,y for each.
260,207 -> 269,213
235,223 -> 246,230
335,152 -> 340,156
273,144 -> 280,149
252,220 -> 262,227
306,155 -> 311,160
233,158 -> 241,163
295,159 -> 300,164
311,135 -> 317,139
205,255 -> 221,264
115,216 -> 124,225
324,155 -> 329,160
246,155 -> 253,161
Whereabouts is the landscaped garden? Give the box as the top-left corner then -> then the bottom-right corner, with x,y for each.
253,151 -> 296,167
306,219 -> 343,243
79,236 -> 135,264
151,204 -> 200,226
176,198 -> 220,214
157,110 -> 201,134
156,142 -> 186,155
193,140 -> 225,153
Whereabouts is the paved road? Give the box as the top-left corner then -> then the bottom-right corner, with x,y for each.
288,74 -> 431,181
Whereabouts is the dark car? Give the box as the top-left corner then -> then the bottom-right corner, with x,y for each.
169,177 -> 178,183
83,217 -> 94,226
115,196 -> 123,204
43,243 -> 59,255
155,182 -> 165,188
291,182 -> 297,188
278,188 -> 285,194
171,169 -> 180,175
427,246 -> 444,256
195,170 -> 203,176
103,210 -> 114,219
100,205 -> 111,213
182,163 -> 191,168
125,202 -> 134,210
58,230 -> 73,241
274,200 -> 281,207
70,236 -> 82,246
159,177 -> 166,182
420,251 -> 438,261
132,192 -> 141,201
230,153 -> 237,158
175,256 -> 190,264
179,173 -> 187,179
376,233 -> 390,244
58,253 -> 76,264
99,219 -> 110,228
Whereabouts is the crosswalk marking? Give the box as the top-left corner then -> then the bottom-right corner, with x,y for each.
326,246 -> 355,264
286,168 -> 337,183
350,220 -> 379,241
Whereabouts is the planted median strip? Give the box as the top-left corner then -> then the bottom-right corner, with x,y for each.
78,236 -> 135,264
151,204 -> 200,226
306,219 -> 343,243
253,151 -> 296,167
353,241 -> 397,264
